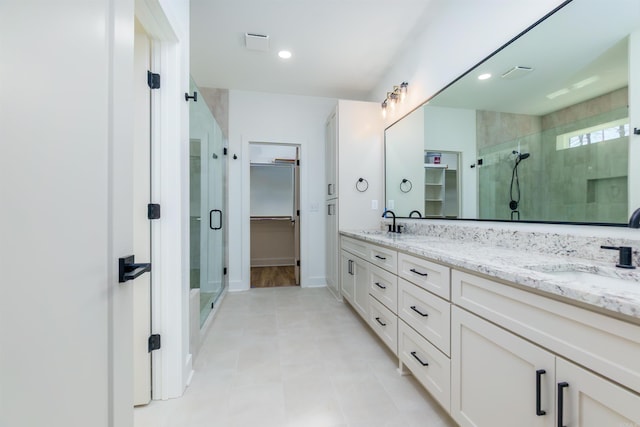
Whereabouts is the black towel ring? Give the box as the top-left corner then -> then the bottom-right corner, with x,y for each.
400,178 -> 413,193
356,177 -> 369,192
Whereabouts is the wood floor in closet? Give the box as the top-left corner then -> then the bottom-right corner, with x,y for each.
251,266 -> 297,288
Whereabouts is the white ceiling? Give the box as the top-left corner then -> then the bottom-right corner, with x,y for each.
426,0 -> 638,116
190,0 -> 436,100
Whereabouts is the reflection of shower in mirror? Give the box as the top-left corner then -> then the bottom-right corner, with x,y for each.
509,151 -> 531,220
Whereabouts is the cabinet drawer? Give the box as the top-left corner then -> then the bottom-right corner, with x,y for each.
399,320 -> 451,412
398,253 -> 450,300
452,269 -> 640,394
368,244 -> 397,274
341,236 -> 368,259
368,295 -> 398,355
368,264 -> 398,314
398,278 -> 451,356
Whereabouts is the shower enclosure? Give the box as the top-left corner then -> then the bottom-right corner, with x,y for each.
189,77 -> 226,325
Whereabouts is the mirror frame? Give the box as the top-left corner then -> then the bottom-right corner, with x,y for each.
384,0 -> 628,227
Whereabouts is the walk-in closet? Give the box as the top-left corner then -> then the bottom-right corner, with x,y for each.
249,143 -> 300,287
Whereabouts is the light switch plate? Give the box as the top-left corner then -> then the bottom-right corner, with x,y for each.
371,200 -> 378,210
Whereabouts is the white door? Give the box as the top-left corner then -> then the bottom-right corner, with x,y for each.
326,200 -> 339,298
133,20 -> 153,406
451,307 -> 555,427
353,257 -> 369,318
0,1 -> 136,426
556,358 -> 640,426
340,251 -> 355,303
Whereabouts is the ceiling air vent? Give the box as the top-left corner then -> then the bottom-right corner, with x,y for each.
245,33 -> 270,52
501,66 -> 533,80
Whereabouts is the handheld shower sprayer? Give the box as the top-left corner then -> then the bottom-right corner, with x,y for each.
509,151 -> 531,219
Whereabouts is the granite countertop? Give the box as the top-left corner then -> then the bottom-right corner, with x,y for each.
341,230 -> 640,322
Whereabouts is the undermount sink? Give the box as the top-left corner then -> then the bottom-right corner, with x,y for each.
524,264 -> 638,288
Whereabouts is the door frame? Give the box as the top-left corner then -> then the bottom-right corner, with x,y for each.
247,142 -> 301,286
241,139 -> 305,291
135,0 -> 192,401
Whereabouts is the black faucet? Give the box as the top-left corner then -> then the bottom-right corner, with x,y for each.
382,210 -> 402,233
629,207 -> 640,228
409,210 -> 422,218
601,245 -> 636,269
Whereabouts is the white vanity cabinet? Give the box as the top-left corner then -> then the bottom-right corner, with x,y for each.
340,232 -> 640,427
340,236 -> 400,354
451,269 -> 640,427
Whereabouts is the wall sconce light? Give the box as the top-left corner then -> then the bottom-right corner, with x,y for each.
381,81 -> 408,116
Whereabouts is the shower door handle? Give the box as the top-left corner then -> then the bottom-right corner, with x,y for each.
209,209 -> 222,230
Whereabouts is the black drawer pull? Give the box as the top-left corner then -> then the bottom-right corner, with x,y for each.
409,268 -> 428,277
536,369 -> 546,416
375,317 -> 386,326
410,351 -> 429,366
557,382 -> 569,427
374,282 -> 387,290
374,255 -> 387,260
410,306 -> 429,317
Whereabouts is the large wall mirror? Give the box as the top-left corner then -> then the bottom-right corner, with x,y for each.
385,0 -> 640,224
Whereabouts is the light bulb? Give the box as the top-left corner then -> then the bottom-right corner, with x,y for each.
400,82 -> 408,101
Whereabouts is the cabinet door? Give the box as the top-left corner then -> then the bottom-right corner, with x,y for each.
556,358 -> 640,427
325,110 -> 338,199
340,251 -> 355,304
326,201 -> 339,299
451,307 -> 555,427
352,257 -> 369,319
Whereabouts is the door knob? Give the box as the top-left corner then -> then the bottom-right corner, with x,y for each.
118,255 -> 151,283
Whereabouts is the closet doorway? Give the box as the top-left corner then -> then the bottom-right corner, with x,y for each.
249,143 -> 300,288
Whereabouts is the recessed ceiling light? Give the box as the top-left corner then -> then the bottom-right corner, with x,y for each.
278,50 -> 292,59
478,73 -> 492,80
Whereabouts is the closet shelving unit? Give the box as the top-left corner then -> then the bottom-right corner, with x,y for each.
424,164 -> 447,217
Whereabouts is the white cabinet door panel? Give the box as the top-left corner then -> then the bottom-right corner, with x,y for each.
557,358 -> 640,427
451,307 -> 555,427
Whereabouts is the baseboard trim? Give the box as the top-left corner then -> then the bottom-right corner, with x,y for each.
302,276 -> 327,288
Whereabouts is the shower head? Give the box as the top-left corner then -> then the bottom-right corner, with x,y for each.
518,152 -> 530,160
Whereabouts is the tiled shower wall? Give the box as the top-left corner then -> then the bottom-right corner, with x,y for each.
477,88 -> 628,223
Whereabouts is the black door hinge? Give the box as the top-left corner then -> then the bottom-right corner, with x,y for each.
148,204 -> 161,220
224,267 -> 227,275
296,159 -> 300,166
297,210 -> 300,217
296,260 -> 300,267
147,71 -> 160,89
223,147 -> 228,156
148,334 -> 161,352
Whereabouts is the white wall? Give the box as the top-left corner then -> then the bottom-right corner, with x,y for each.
423,106 -> 478,218
228,91 -> 337,291
385,108 -> 425,216
372,0 -> 566,123
336,100 -> 385,230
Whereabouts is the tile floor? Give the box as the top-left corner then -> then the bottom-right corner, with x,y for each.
134,287 -> 455,427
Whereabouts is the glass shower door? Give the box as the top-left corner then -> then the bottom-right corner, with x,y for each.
189,77 -> 225,326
